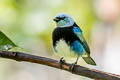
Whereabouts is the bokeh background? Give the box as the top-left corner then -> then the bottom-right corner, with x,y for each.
0,0 -> 120,80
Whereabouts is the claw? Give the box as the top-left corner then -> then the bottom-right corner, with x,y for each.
69,61 -> 77,72
69,56 -> 79,72
58,57 -> 65,69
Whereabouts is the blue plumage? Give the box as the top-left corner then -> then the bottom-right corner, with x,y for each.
73,27 -> 82,33
52,13 -> 96,66
73,27 -> 90,54
70,40 -> 85,55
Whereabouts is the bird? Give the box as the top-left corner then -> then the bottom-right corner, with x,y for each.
52,13 -> 96,70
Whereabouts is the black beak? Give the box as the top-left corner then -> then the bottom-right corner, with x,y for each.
53,18 -> 60,22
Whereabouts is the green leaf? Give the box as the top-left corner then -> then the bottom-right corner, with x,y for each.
0,31 -> 17,51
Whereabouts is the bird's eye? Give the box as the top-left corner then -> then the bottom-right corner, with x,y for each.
54,17 -> 65,22
57,17 -> 65,20
60,17 -> 65,20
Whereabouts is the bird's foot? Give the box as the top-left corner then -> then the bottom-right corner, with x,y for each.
69,61 -> 77,72
58,57 -> 65,69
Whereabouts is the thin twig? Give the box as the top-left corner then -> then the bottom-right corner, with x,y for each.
0,51 -> 120,80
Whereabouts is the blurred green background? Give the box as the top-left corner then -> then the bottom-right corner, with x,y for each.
0,0 -> 120,80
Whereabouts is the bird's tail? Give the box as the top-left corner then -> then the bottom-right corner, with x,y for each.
82,56 -> 96,65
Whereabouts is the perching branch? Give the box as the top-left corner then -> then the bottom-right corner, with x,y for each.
0,51 -> 120,80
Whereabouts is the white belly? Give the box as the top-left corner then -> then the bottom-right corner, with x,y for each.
55,39 -> 78,58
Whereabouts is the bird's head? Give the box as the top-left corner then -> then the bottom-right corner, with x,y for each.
53,13 -> 74,27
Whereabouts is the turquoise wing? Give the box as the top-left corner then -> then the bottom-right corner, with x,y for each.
73,27 -> 90,54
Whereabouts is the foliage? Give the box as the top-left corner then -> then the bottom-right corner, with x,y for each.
0,31 -> 17,51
